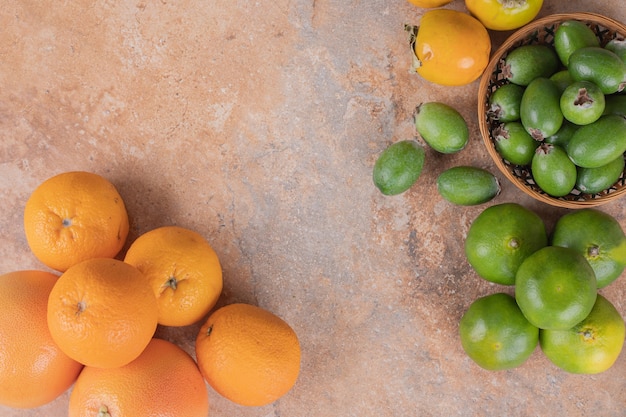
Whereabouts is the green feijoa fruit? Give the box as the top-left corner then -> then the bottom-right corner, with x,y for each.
550,70 -> 575,95
488,83 -> 525,122
493,121 -> 539,166
568,46 -> 626,94
373,140 -> 425,195
544,120 -> 579,148
603,94 -> 626,117
554,20 -> 600,66
531,143 -> 577,197
436,166 -> 500,206
576,155 -> 625,195
560,81 -> 605,125
605,38 -> 626,63
414,102 -> 469,154
520,77 -> 564,140
503,44 -> 560,86
567,114 -> 626,168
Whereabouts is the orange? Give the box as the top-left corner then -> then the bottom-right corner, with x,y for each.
0,270 -> 83,408
409,9 -> 491,86
465,203 -> 548,285
195,303 -> 301,406
68,338 -> 209,417
540,294 -> 625,374
459,293 -> 539,370
47,258 -> 159,368
515,246 -> 597,330
124,226 -> 223,327
23,171 -> 129,272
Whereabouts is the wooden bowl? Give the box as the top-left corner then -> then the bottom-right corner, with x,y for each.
478,12 -> 626,209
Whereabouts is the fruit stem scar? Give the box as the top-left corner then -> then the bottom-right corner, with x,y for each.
76,301 -> 86,317
508,238 -> 519,249
98,405 -> 112,417
166,276 -> 178,290
578,328 -> 595,342
206,324 -> 213,337
62,218 -> 72,227
588,245 -> 600,258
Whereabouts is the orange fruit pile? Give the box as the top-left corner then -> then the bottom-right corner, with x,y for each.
1,170 -> 301,412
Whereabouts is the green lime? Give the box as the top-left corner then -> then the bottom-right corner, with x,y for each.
515,246 -> 597,330
551,208 -> 626,288
540,294 -> 625,374
459,293 -> 538,371
372,140 -> 425,196
465,203 -> 548,285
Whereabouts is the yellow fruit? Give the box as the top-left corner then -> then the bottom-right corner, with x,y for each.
124,226 -> 223,327
540,294 -> 625,374
406,0 -> 454,7
408,9 -> 491,86
466,0 -> 543,31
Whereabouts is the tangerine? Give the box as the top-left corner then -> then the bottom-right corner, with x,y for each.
540,294 -> 625,374
515,246 -> 597,330
23,171 -> 129,272
459,293 -> 539,370
0,270 -> 83,408
68,338 -> 209,417
195,303 -> 301,406
47,258 -> 159,368
465,203 -> 548,285
124,226 -> 223,327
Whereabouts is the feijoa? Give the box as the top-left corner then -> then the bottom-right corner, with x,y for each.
414,102 -> 469,153
576,155 -> 625,195
568,46 -> 626,94
567,114 -> 626,168
488,83 -> 524,122
605,38 -> 626,63
560,80 -> 605,125
550,70 -> 576,94
493,121 -> 539,166
603,94 -> 626,117
373,140 -> 425,195
554,20 -> 600,66
531,143 -> 577,197
520,77 -> 564,140
503,44 -> 560,86
436,166 -> 500,206
544,120 -> 579,148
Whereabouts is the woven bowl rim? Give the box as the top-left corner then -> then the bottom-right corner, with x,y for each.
478,12 -> 626,209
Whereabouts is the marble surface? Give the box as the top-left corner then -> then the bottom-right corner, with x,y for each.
1,1 -> 625,416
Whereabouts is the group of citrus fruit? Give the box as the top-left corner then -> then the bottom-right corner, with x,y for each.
462,204 -> 626,373
0,171 -> 301,413
378,1 -> 626,374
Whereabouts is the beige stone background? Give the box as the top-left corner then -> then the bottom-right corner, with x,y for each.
1,1 -> 625,416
